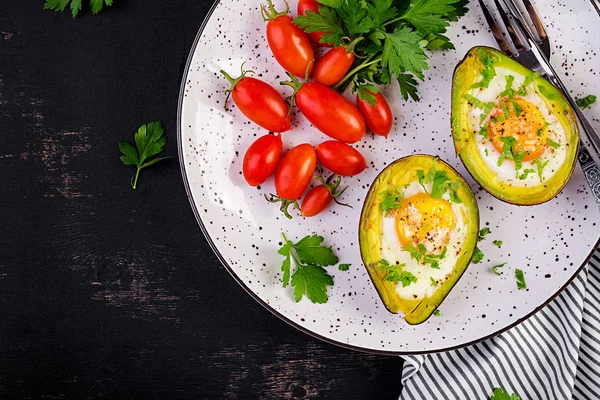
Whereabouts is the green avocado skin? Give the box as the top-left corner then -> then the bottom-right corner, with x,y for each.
451,46 -> 579,205
358,155 -> 479,325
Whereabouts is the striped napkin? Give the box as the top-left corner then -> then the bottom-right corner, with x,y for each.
400,151 -> 600,400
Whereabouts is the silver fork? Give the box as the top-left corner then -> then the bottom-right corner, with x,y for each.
478,0 -> 600,168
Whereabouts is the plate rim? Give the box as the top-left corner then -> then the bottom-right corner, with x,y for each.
176,0 -> 600,355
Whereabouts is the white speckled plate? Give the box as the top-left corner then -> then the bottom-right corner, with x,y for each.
178,0 -> 600,354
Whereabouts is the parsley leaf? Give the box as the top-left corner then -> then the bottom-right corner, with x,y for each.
576,94 -> 597,109
430,276 -> 438,286
490,387 -> 521,400
537,85 -> 557,100
338,0 -> 372,36
493,240 -> 503,248
497,136 -> 524,170
515,269 -> 527,290
382,27 -> 429,80
401,0 -> 456,35
396,73 -> 420,101
472,247 -> 484,264
291,265 -> 334,303
546,137 -> 560,149
294,8 -> 346,47
478,227 -> 491,241
119,121 -> 171,189
434,309 -> 441,316
338,263 -> 351,271
44,0 -> 113,17
492,262 -> 506,276
512,100 -> 523,117
278,233 -> 339,304
366,0 -> 398,27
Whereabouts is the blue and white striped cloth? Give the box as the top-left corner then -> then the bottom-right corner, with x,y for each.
400,156 -> 600,399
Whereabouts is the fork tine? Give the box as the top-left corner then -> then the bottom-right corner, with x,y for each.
494,0 -> 526,52
478,0 -> 512,56
521,0 -> 548,41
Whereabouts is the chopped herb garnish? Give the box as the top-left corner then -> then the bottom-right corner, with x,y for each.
518,169 -> 536,180
480,125 -> 489,139
537,121 -> 550,137
485,148 -> 489,156
518,72 -> 540,95
515,269 -> 527,290
338,263 -> 351,271
472,247 -> 484,264
533,158 -> 550,182
492,262 -> 506,276
417,159 -> 461,203
380,188 -> 405,215
434,309 -> 441,316
430,276 -> 438,286
463,94 -> 486,109
501,101 -> 510,120
500,74 -> 516,99
512,100 -> 523,117
404,243 -> 447,269
478,227 -> 491,241
497,136 -> 524,170
546,137 -> 560,149
537,85 -> 557,100
576,94 -> 597,109
374,260 -> 416,287
493,240 -> 503,247
470,49 -> 496,89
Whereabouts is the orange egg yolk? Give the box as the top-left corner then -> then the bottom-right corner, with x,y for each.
395,192 -> 456,254
488,98 -> 548,161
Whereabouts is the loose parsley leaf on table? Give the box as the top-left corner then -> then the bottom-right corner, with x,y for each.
576,94 -> 597,109
515,269 -> 527,290
338,263 -> 351,271
433,309 -> 441,316
478,227 -> 491,241
490,387 -> 521,400
119,121 -> 171,189
492,262 -> 506,276
278,233 -> 340,304
493,240 -> 503,248
472,247 -> 484,264
44,0 -> 113,18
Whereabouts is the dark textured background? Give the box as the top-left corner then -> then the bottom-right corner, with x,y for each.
0,1 -> 404,398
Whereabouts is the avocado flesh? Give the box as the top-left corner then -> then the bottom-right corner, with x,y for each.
358,155 -> 479,325
451,46 -> 579,205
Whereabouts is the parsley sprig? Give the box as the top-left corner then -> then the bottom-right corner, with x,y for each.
119,121 -> 171,189
294,0 -> 467,103
278,233 -> 340,304
44,0 -> 113,18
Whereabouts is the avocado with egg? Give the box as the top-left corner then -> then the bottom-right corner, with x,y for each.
358,155 -> 479,325
451,46 -> 579,205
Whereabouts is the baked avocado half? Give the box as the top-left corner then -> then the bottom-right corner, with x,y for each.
358,155 -> 479,325
451,46 -> 579,205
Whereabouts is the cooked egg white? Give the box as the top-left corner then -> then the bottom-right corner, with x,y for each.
380,181 -> 469,300
467,66 -> 568,186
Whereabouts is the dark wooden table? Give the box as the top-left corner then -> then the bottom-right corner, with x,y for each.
0,1 -> 404,398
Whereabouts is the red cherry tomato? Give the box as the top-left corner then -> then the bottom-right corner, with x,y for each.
268,144 -> 317,218
301,186 -> 332,217
297,0 -> 333,47
262,1 -> 314,77
313,47 -> 355,87
243,134 -> 283,186
356,91 -> 393,138
316,141 -> 367,177
221,68 -> 292,132
294,82 -> 366,143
